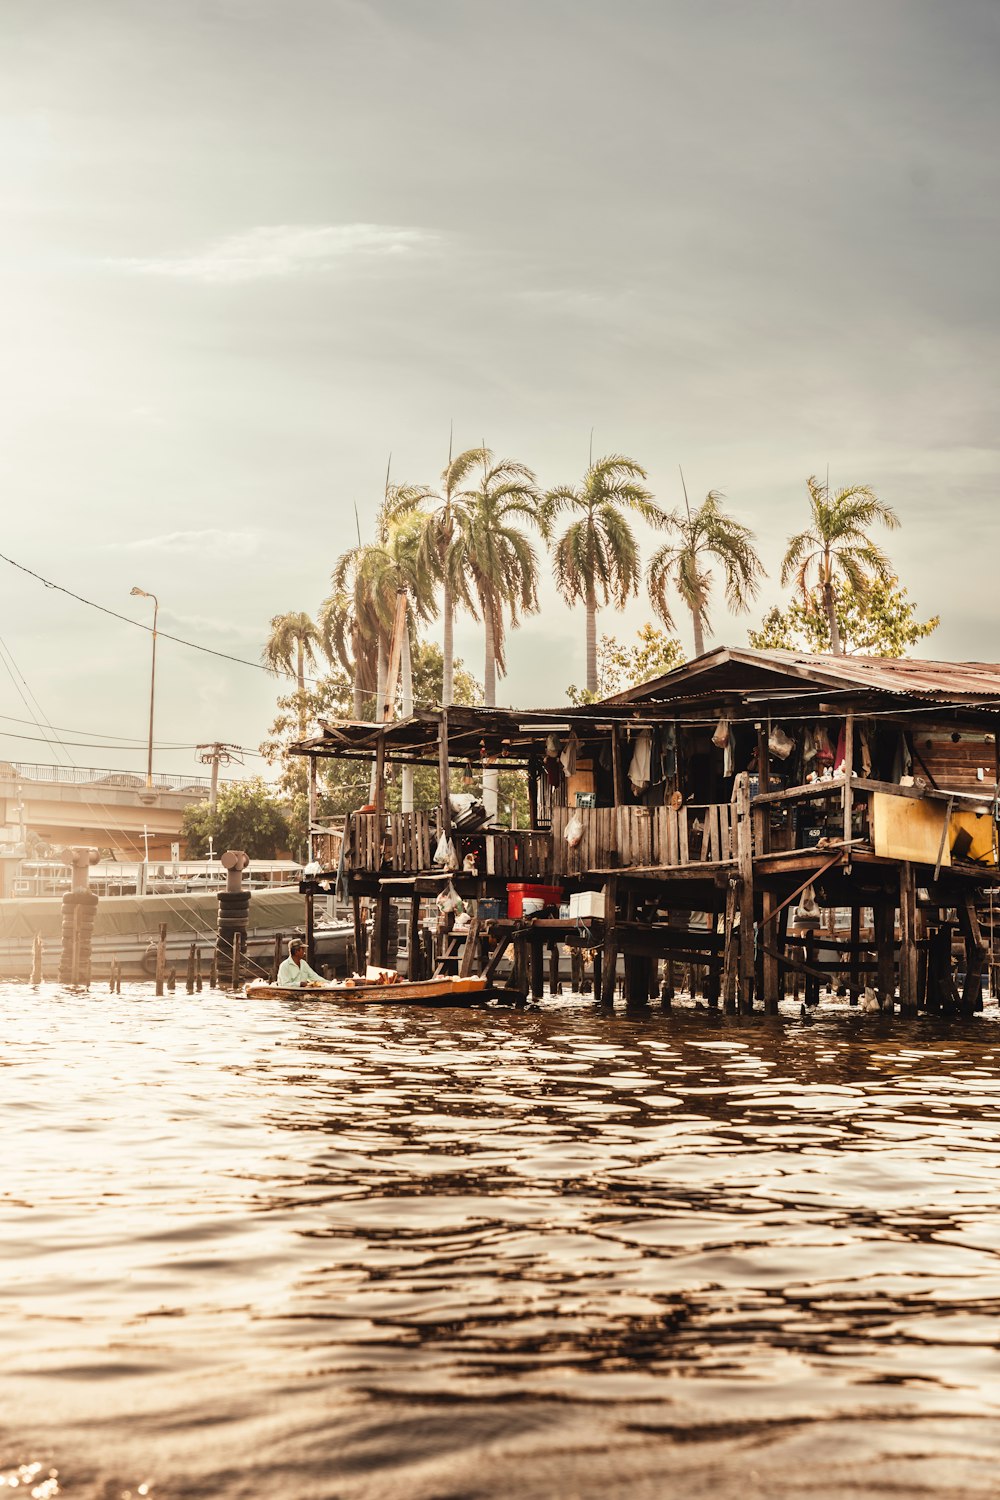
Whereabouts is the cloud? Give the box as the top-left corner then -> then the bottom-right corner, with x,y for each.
112,223 -> 437,283
114,529 -> 260,557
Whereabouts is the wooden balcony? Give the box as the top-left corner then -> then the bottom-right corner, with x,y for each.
550,805 -> 736,877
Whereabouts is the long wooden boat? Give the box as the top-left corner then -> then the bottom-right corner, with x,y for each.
245,974 -> 489,1005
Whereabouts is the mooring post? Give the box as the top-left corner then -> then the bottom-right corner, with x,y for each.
271,932 -> 283,983
195,946 -> 203,992
31,932 -> 42,986
167,967 -> 176,992
230,930 -> 242,991
761,887 -> 780,1014
600,877 -> 619,1007
898,862 -> 918,1016
154,923 -> 167,996
876,897 -> 895,1010
186,942 -> 197,994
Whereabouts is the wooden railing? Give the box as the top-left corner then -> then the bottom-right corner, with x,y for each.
347,812 -> 552,879
550,804 -> 736,877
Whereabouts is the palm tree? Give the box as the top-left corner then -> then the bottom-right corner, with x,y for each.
317,590 -> 366,719
387,445 -> 484,706
647,485 -> 765,658
262,611 -> 322,735
547,455 -> 663,696
781,476 -> 899,655
454,450 -> 545,817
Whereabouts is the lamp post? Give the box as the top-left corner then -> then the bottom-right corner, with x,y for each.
130,586 -> 159,788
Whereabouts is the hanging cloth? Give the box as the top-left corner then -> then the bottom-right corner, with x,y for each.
628,730 -> 653,796
560,731 -> 579,777
662,723 -> 677,779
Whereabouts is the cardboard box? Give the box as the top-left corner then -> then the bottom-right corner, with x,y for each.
569,889 -> 605,920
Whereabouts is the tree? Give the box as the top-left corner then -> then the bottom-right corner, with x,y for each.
781,475 -> 899,655
567,623 -> 686,704
647,486 -> 764,658
262,611 -> 322,735
182,777 -> 290,859
547,454 -> 663,695
387,446 -> 485,707
749,576 -> 939,657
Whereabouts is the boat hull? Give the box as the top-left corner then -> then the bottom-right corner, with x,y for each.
245,976 -> 488,1005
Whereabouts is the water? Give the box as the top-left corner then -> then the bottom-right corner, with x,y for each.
3,984 -> 1000,1499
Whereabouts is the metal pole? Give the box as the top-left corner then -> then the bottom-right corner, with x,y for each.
146,594 -> 158,788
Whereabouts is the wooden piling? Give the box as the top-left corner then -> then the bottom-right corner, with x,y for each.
186,942 -> 197,994
848,904 -> 861,1006
30,933 -> 42,985
167,967 -> 176,992
721,880 -> 738,1012
600,877 -> 619,1007
898,863 -> 918,1016
195,947 -> 203,992
230,931 -> 242,991
761,888 -> 780,1014
733,774 -> 755,1012
529,931 -> 544,1000
154,923 -> 167,996
271,932 -> 283,983
408,895 -> 422,980
209,946 -> 218,990
875,899 -> 895,1010
548,941 -> 561,996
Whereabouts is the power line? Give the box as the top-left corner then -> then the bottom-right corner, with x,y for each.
0,548 -> 322,685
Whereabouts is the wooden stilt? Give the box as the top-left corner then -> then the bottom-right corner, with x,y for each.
957,894 -> 987,1014
600,878 -> 619,1007
186,941 -> 197,994
408,895 -> 422,980
721,880 -> 738,1013
271,932 -> 283,983
209,946 -> 218,990
31,933 -> 43,985
230,931 -> 242,991
529,931 -> 544,1000
547,941 -> 561,996
898,863 -> 918,1016
761,888 -> 780,1014
876,899 -> 895,1010
733,774 -> 755,1013
195,947 -> 203,992
167,967 -> 176,992
849,904 -> 861,1006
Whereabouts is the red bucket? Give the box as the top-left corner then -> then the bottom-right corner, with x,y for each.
506,882 -> 563,918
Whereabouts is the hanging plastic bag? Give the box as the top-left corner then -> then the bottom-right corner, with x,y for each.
711,717 -> 730,749
434,831 -> 457,868
768,724 -> 794,760
564,812 -> 584,848
436,880 -> 463,915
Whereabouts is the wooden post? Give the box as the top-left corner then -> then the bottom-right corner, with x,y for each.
721,879 -> 739,1012
231,930 -> 242,991
849,904 -> 861,1006
876,898 -> 895,1010
527,756 -> 539,831
842,709 -> 854,846
733,773 -> 755,1012
209,946 -> 218,990
600,877 -> 619,1006
761,888 -> 780,1014
308,755 -> 318,867
167,967 -> 176,992
776,900 -> 791,1000
438,709 -> 452,840
529,930 -> 544,999
154,922 -> 167,996
408,894 -> 422,980
898,863 -> 918,1015
305,889 -> 316,968
459,918 -> 483,978
570,948 -> 583,992
957,894 -> 987,1014
372,890 -> 391,968
756,723 -> 770,794
352,894 -> 365,974
373,731 -> 386,821
547,941 -> 561,996
186,941 -> 197,994
611,730 -> 622,806
30,933 -> 42,985
271,932 -> 283,983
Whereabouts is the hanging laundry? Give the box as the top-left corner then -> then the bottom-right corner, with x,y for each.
859,724 -> 873,778
628,730 -> 653,796
712,718 -> 730,749
560,731 -> 579,776
662,723 -> 677,779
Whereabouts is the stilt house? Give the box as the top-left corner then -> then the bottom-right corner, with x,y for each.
292,648 -> 1000,1014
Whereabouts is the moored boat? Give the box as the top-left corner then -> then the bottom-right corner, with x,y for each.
245,974 -> 488,1004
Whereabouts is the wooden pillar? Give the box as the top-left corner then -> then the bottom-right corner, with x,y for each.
898,862 -> 918,1016
305,889 -> 316,968
373,731 -> 386,822
547,942 -> 561,996
308,754 -> 318,866
761,887 -> 780,1014
611,730 -> 623,807
600,876 -> 619,1007
756,723 -> 770,795
915,905 -> 928,1010
704,901 -> 722,1008
721,880 -> 738,1013
352,893 -> 366,973
154,922 -> 166,996
776,900 -> 791,999
848,904 -> 861,1006
527,756 -> 539,831
186,941 -> 197,994
372,890 -> 391,968
529,930 -> 544,1000
805,930 -> 820,1008
733,773 -> 755,1012
570,948 -> 583,992
438,709 -> 452,839
842,709 -> 854,846
957,894 -> 987,1014
875,898 -> 895,1010
408,893 -> 422,980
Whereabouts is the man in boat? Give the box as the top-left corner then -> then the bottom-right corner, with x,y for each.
276,938 -> 326,988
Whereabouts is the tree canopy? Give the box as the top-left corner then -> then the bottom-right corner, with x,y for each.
748,576 -> 938,657
182,777 -> 290,860
567,624 -> 686,704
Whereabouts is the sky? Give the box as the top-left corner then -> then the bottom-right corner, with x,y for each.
1,0 -> 998,781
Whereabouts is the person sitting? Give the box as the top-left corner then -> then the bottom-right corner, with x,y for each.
276,939 -> 325,988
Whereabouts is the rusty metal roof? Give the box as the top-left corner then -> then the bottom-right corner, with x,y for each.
605,647 -> 1000,706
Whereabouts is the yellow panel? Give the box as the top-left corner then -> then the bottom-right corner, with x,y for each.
871,792 -> 950,866
950,809 -> 997,865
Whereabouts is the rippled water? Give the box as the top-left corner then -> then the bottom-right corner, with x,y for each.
3,983 -> 1000,1499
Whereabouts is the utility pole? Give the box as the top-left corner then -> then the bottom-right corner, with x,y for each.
197,743 -> 243,811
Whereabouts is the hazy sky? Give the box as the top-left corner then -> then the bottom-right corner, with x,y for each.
1,0 -> 998,779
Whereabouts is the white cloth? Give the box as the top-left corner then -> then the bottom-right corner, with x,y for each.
560,731 -> 579,776
276,956 -> 324,988
628,730 -> 653,795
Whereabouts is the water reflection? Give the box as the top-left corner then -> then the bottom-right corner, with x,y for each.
2,985 -> 1000,1497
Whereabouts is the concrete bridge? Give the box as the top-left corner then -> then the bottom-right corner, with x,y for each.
0,762 -> 212,861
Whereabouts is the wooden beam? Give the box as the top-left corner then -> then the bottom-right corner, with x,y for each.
733,773 -> 755,1012
761,889 -> 779,1013
898,861 -> 918,1015
600,876 -> 619,1006
842,709 -> 854,847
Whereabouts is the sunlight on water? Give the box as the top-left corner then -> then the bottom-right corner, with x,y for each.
2,983 -> 1000,1497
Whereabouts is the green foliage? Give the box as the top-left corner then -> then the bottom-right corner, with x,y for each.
567,624 -> 686,703
409,639 -> 482,708
748,577 -> 939,657
647,488 -> 764,656
182,777 -> 290,859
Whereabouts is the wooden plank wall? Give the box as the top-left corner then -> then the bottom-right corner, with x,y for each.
551,804 -> 733,875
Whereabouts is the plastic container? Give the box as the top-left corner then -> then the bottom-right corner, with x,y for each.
506,882 -> 564,919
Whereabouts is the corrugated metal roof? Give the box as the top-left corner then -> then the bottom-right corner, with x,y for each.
606,647 -> 1000,705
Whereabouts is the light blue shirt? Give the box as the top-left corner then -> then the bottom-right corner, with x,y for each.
276,955 -> 324,988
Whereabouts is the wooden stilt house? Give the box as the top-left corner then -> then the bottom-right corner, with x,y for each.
292,648 -> 1000,1014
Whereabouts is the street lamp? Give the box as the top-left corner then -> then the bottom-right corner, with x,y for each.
130,586 -> 159,788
